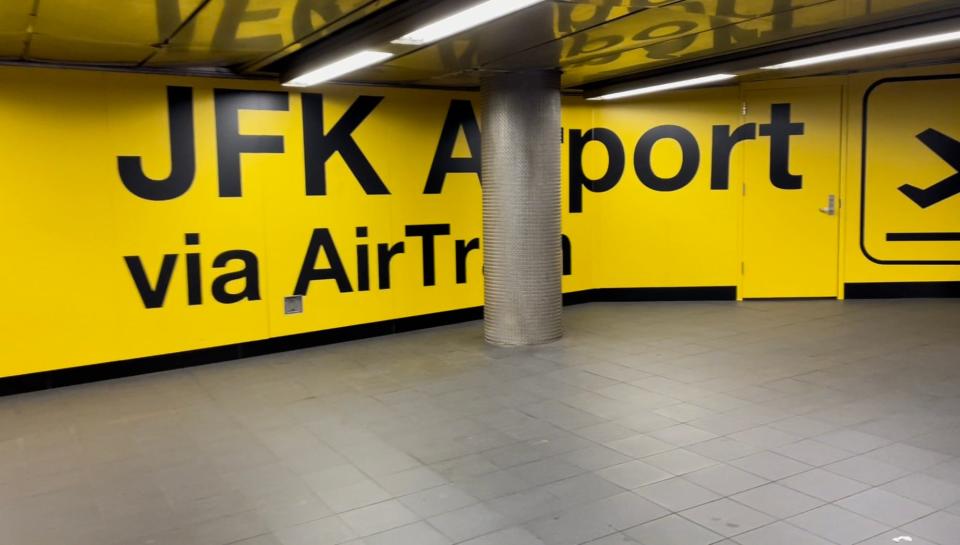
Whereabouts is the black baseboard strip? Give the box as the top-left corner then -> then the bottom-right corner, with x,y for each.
845,282 -> 960,299
0,306 -> 484,397
562,290 -> 595,306
563,287 -> 737,305
0,286 -> 733,396
587,287 -> 738,302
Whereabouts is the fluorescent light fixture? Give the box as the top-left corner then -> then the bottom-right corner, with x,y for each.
392,0 -> 545,46
284,50 -> 393,87
590,73 -> 737,101
764,29 -> 960,70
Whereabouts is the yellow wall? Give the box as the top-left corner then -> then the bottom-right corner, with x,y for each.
562,88 -> 744,291
0,67 -> 483,376
1,64 -> 958,378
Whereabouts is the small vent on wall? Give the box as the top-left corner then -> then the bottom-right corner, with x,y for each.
284,296 -> 303,315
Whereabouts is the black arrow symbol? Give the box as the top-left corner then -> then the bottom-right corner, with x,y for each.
899,128 -> 960,209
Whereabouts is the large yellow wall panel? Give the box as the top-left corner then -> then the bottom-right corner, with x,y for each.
0,67 -> 483,377
564,89 -> 743,289
2,64 -> 960,379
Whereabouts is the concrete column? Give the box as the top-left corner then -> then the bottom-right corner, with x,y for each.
481,70 -> 563,346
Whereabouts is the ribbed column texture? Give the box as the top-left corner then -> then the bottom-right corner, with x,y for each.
481,70 -> 563,346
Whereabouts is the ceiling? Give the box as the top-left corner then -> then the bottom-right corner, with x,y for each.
2,0 -> 960,92
0,0 -> 398,72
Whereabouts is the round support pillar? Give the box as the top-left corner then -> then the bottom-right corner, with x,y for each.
481,70 -> 563,346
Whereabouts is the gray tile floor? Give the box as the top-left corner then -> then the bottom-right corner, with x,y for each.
2,299 -> 960,545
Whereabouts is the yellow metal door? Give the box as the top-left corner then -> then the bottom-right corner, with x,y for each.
741,87 -> 842,298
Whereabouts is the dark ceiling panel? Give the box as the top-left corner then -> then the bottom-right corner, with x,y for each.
0,0 -> 32,59
25,0 -> 205,64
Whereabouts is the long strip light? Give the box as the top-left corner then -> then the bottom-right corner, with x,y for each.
284,50 -> 394,87
590,73 -> 737,101
393,0 -> 545,46
764,29 -> 960,70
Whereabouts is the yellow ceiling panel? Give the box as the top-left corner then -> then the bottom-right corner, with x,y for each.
35,0 -> 206,43
487,0 -> 832,73
27,34 -> 157,64
148,0 -> 377,67
559,0 -> 945,87
1,0 -> 957,86
0,0 -> 30,58
0,0 -> 31,34
0,35 -> 25,59
555,0 -> 960,87
847,0 -> 960,16
560,1 -> 846,86
27,0 -> 207,63
345,0 -> 644,86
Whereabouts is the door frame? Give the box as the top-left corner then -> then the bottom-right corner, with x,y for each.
736,80 -> 848,300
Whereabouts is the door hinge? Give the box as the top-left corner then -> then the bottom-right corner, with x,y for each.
741,101 -> 748,116
742,184 -> 746,196
741,262 -> 745,274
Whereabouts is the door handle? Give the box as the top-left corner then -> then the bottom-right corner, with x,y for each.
819,194 -> 836,216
